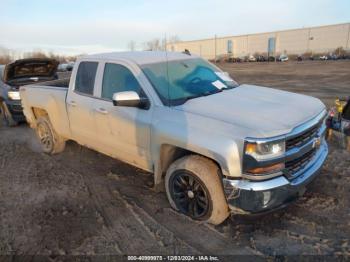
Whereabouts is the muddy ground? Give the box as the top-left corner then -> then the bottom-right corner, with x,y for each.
0,60 -> 349,258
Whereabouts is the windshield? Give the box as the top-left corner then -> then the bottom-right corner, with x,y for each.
141,58 -> 239,106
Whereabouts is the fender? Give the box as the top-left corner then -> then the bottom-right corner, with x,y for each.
151,117 -> 243,187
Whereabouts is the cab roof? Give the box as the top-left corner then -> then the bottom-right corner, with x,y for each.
82,51 -> 198,65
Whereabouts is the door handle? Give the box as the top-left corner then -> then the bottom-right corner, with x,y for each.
95,107 -> 109,115
68,101 -> 77,107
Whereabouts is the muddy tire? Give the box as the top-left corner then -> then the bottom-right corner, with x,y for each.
0,101 -> 17,127
35,116 -> 66,154
165,155 -> 229,225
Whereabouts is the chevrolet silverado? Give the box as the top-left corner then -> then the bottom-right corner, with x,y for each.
19,51 -> 328,225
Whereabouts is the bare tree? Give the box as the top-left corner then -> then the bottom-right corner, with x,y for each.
127,41 -> 136,51
0,46 -> 12,64
161,38 -> 167,51
144,38 -> 162,51
168,35 -> 180,44
143,36 -> 177,51
166,35 -> 180,51
0,46 -> 80,64
143,35 -> 180,51
23,49 -> 48,59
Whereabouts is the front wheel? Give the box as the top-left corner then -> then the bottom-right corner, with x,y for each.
35,116 -> 66,154
165,155 -> 229,225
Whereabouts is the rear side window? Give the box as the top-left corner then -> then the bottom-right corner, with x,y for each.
101,63 -> 142,100
75,62 -> 98,95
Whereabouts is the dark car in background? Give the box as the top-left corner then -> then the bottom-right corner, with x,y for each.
256,55 -> 267,62
66,62 -> 74,71
328,54 -> 339,60
0,58 -> 59,126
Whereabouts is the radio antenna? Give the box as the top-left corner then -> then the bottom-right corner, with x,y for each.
164,33 -> 171,107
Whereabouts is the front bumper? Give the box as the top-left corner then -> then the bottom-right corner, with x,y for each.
223,141 -> 328,214
5,100 -> 25,122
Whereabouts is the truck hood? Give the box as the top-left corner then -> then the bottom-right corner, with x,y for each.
174,84 -> 326,137
3,58 -> 59,86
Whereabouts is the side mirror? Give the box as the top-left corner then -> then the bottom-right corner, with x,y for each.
112,91 -> 150,110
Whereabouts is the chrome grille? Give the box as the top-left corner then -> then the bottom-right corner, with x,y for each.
286,123 -> 320,150
8,104 -> 23,112
285,148 -> 316,179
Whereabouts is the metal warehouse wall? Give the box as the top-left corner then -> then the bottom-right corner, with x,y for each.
168,23 -> 350,60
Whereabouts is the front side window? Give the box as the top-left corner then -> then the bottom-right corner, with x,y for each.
141,58 -> 239,106
101,63 -> 142,100
75,62 -> 98,95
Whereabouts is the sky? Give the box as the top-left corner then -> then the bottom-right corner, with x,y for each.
0,0 -> 349,56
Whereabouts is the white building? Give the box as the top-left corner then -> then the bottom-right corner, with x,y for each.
168,23 -> 350,60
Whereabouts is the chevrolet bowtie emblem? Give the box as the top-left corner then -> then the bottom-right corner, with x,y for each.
313,137 -> 321,149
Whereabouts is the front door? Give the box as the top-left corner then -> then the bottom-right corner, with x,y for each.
94,62 -> 153,170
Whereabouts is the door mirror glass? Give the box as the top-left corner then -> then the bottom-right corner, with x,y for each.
112,91 -> 150,110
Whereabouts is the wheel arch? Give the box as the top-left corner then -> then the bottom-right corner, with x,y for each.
153,143 -> 226,191
32,107 -> 49,119
25,107 -> 49,128
29,105 -> 70,139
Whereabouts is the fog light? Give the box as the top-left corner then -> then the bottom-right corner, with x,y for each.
263,191 -> 271,206
247,163 -> 285,175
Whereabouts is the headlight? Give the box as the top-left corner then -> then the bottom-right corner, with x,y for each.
8,91 -> 21,100
243,139 -> 286,178
245,140 -> 285,160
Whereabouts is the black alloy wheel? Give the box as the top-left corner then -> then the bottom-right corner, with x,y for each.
170,170 -> 210,219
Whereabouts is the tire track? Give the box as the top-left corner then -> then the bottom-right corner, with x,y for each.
109,183 -> 258,256
110,187 -> 201,254
69,162 -> 193,255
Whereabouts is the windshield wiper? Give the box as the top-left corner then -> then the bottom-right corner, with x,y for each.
221,84 -> 240,91
203,89 -> 223,96
181,89 -> 223,104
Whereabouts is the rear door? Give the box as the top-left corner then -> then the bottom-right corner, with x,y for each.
93,61 -> 153,170
67,60 -> 101,148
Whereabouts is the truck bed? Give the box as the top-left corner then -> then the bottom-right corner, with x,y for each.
34,78 -> 70,88
20,83 -> 71,139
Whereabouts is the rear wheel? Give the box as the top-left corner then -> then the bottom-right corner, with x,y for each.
35,116 -> 66,154
165,155 -> 229,225
0,102 -> 17,127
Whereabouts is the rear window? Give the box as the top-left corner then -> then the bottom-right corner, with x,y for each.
75,62 -> 98,95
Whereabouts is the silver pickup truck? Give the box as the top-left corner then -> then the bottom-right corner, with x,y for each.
20,51 -> 328,225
